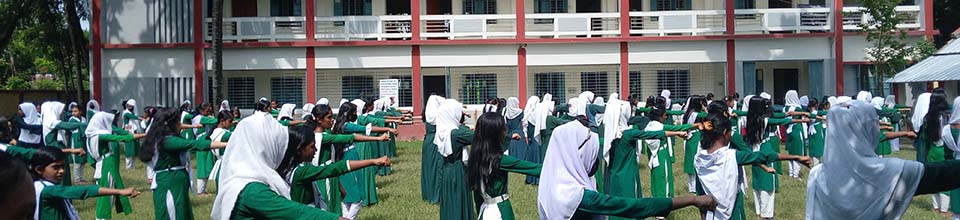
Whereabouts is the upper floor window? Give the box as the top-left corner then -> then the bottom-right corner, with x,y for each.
335,0 -> 372,16
652,0 -> 690,11
536,0 -> 567,13
464,0 -> 497,14
271,0 -> 302,16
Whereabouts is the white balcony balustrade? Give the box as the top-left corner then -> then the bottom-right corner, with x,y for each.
628,10 -> 726,36
420,14 -> 517,40
315,15 -> 413,40
841,6 -> 921,31
205,17 -> 306,42
525,13 -> 621,38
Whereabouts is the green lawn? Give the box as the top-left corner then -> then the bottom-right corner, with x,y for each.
74,141 -> 943,219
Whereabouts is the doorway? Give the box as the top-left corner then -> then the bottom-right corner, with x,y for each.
773,68 -> 799,104
422,75 -> 448,105
427,0 -> 452,14
577,0 -> 601,12
232,0 -> 258,17
386,0 -> 411,15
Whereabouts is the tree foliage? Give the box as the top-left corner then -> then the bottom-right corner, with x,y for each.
0,0 -> 88,96
859,0 -> 935,95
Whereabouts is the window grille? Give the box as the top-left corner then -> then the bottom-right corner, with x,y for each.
464,0 -> 497,14
628,71 -> 642,96
341,75 -> 377,100
339,0 -> 371,16
460,74 -> 498,105
271,76 -> 304,105
657,70 -> 691,98
155,77 -> 195,108
534,72 -> 566,102
270,0 -> 302,16
536,0 -> 567,13
317,68 -> 413,107
630,63 -> 725,99
227,77 -> 256,109
390,75 -> 414,107
654,0 -> 690,10
580,72 -> 610,97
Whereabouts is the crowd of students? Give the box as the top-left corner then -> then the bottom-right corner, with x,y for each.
3,87 -> 960,220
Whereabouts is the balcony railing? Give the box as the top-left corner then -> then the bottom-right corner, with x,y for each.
841,6 -> 921,31
629,10 -> 725,36
204,17 -> 306,42
203,6 -> 924,42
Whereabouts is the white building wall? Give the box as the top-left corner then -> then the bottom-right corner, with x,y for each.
527,43 -> 619,66
315,46 -> 412,69
206,48 -> 308,70
101,48 -> 195,107
421,45 -> 518,67
735,38 -> 831,61
628,41 -> 726,63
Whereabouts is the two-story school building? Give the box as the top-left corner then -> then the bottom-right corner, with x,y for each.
89,0 -> 937,114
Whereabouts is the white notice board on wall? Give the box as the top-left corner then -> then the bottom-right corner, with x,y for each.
379,79 -> 400,107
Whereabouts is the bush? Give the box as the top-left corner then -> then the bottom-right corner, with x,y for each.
3,76 -> 31,90
31,79 -> 62,90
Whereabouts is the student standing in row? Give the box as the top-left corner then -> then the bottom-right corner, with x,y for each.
31,146 -> 142,220
87,111 -> 146,220
467,112 -> 541,220
421,95 -> 445,203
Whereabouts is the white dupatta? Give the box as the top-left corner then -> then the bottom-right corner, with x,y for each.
695,146 -> 739,220
941,97 -> 960,158
537,121 -> 600,220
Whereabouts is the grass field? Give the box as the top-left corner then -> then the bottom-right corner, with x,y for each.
73,141 -> 945,219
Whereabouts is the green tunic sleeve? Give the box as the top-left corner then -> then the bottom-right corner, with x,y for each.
41,184 -> 100,200
292,161 -> 351,185
454,126 -> 475,145
161,136 -> 212,151
112,126 -> 130,135
663,124 -> 692,131
233,182 -> 341,220
732,110 -> 747,116
767,118 -> 793,125
735,149 -> 778,165
621,129 -> 666,143
577,189 -> 673,218
123,112 -> 138,120
635,107 -> 651,114
200,116 -> 217,125
278,119 -> 292,126
771,112 -> 787,118
588,104 -> 605,114
547,116 -> 571,130
499,155 -> 541,176
181,113 -> 194,124
321,133 -> 355,145
98,134 -> 134,142
666,110 -> 684,116
220,131 -> 233,142
555,104 -> 570,114
1,144 -> 35,160
344,123 -> 368,134
55,121 -> 84,130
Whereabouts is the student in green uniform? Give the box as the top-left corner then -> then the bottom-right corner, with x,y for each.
434,98 -> 477,220
873,97 -> 894,157
534,97 -> 572,165
31,146 -> 142,220
335,101 -> 396,218
208,110 -> 235,188
601,96 -> 686,220
696,110 -> 810,220
943,96 -> 960,219
142,106 -> 158,183
211,110 -> 340,220
120,99 -> 141,170
421,95 -> 445,203
640,96 -> 695,203
807,98 -> 826,166
355,98 -> 402,206
179,101 -> 197,140
885,95 -> 907,152
310,103 -> 390,217
911,93 -> 932,163
270,100 -> 281,118
681,96 -> 708,193
140,107 -> 228,220
66,103 -> 89,184
743,96 -> 807,220
192,103 -> 219,196
782,90 -> 808,179
538,119 -> 717,220
0,150 -> 36,220
16,102 -> 44,148
522,95 -> 542,185
466,112 -> 540,220
921,92 -> 952,215
86,111 -> 145,219
277,103 -> 304,127
40,102 -> 85,186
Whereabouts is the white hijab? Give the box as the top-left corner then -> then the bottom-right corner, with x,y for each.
738,95 -> 754,129
940,97 -> 960,158
18,103 -> 42,143
124,99 -> 139,132
220,100 -> 230,112
301,103 -> 316,120
85,112 -> 115,178
827,96 -> 838,107
503,97 -> 523,120
212,111 -> 290,220
537,121 -> 599,220
910,93 -> 931,133
339,99 -> 349,107
601,93 -> 625,163
661,90 -> 672,107
759,92 -> 771,100
784,90 -> 803,134
86,100 -> 101,112
695,145 -> 739,220
576,91 -> 595,117
351,99 -> 367,116
872,97 -> 886,110
522,96 -> 540,126
277,103 -> 296,120
856,91 -> 873,102
316,98 -> 329,105
373,98 -> 387,113
567,98 -> 580,117
805,100 -> 923,220
885,95 -> 896,108
594,97 -> 606,124
534,99 -> 556,140
41,102 -> 67,143
434,99 -> 463,157
837,96 -> 852,104
424,95 -> 445,125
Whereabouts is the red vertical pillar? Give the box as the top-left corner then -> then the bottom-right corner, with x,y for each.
92,0 -> 102,102
619,0 -> 630,96
725,0 -> 736,95
306,0 -> 317,102
518,47 -> 528,105
833,0 -> 845,95
924,0 -> 934,40
411,0 -> 423,115
193,0 -> 205,104
516,0 -> 525,40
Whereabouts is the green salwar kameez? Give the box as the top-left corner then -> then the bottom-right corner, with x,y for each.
192,115 -> 218,181
153,136 -> 212,220
440,126 -> 476,220
421,123 -> 441,203
35,182 -> 100,220
91,132 -> 135,219
43,121 -> 84,186
605,129 -> 665,220
475,155 -> 541,220
309,132 -> 357,215
230,182 -> 341,220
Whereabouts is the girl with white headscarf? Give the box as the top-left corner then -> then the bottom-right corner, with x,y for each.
782,90 -> 808,179
874,97 -> 896,157
534,96 -> 573,172
943,96 -> 960,220
212,111 -> 333,220
539,120 -> 716,220
421,95 -> 446,202
86,111 -> 146,219
16,102 -> 43,148
911,93 -> 932,163
66,102 -> 89,183
921,92 -> 954,214
466,112 -> 540,220
141,107 -> 227,220
191,103 -> 221,195
805,100 -> 960,220
434,99 -> 478,220
602,95 -> 687,218
86,100 -> 101,118
641,95 -> 697,202
351,98 -> 401,207
219,100 -> 230,112
301,103 -> 316,121
121,99 -> 142,170
277,103 -> 303,126
40,101 -> 85,186
743,95 -> 808,220
697,110 -> 810,220
316,98 -> 330,105
682,96 -> 708,193
885,95 -> 904,152
521,95 -> 542,185
503,97 -> 527,158
856,91 -> 873,102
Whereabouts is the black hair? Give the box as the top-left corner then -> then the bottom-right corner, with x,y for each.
216,110 -> 233,125
31,146 -> 66,178
706,93 -> 715,101
497,98 -> 507,111
197,103 -> 213,115
645,96 -> 667,122
467,112 -> 508,192
807,98 -> 819,111
745,96 -> 772,146
121,100 -> 129,111
699,112 -> 732,150
255,98 -> 270,112
141,107 -> 181,162
0,117 -> 10,143
277,126 -> 316,178
306,104 -> 334,130
361,98 -> 375,114
734,92 -> 740,99
144,106 -> 157,118
628,94 -> 641,109
231,107 -> 241,118
682,96 -> 706,123
707,100 -> 728,115
0,151 -> 30,200
179,101 -> 192,113
331,102 -> 359,160
925,92 -> 950,142
110,110 -> 123,128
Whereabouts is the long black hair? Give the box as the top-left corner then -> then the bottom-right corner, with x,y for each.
807,98 -> 819,112
683,95 -> 706,123
706,100 -> 728,115
645,96 -> 667,122
466,112 -> 508,192
31,146 -> 66,179
140,107 -> 181,162
307,104 -> 334,131
744,96 -> 771,146
331,102 -> 359,160
925,92 -> 950,142
216,110 -> 233,125
700,113 -> 732,150
0,117 -> 11,144
0,151 -> 29,200
277,126 -> 316,178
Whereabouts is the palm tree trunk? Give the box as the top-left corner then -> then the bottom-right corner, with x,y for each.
213,0 -> 224,102
63,0 -> 87,102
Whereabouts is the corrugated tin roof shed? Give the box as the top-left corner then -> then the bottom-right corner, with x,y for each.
887,39 -> 960,83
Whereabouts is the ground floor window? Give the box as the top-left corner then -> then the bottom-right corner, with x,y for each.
341,75 -> 377,100
580,72 -> 610,97
227,77 -> 256,109
460,73 -> 498,105
657,69 -> 690,98
271,76 -> 304,105
535,72 -> 566,102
